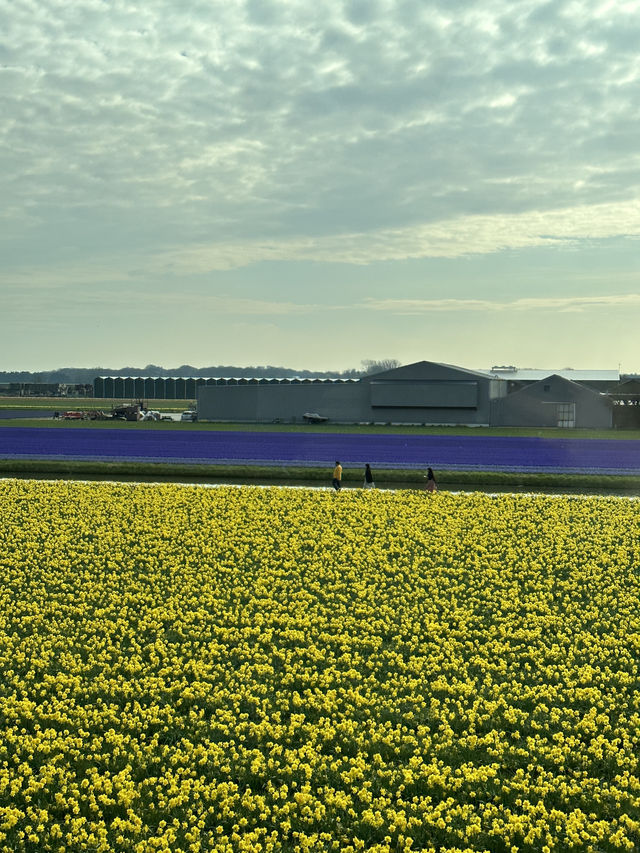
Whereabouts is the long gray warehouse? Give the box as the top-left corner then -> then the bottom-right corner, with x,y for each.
197,361 -> 506,425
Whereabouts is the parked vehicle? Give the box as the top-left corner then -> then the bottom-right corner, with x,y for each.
180,411 -> 197,422
111,403 -> 142,421
303,412 -> 329,423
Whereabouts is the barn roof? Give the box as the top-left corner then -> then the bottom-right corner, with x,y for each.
478,367 -> 619,382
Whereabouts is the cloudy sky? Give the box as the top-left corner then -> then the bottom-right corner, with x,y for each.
2,0 -> 640,373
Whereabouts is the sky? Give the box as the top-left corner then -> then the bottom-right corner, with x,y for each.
2,0 -> 640,374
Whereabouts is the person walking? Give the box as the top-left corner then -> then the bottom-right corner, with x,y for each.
426,467 -> 437,493
332,461 -> 343,491
363,463 -> 375,489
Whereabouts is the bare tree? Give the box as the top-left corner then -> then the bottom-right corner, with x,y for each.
361,359 -> 401,375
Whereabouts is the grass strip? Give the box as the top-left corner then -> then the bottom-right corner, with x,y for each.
1,458 -> 639,492
3,417 -> 640,440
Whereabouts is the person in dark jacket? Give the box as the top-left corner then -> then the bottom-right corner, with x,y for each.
426,467 -> 437,492
363,463 -> 375,489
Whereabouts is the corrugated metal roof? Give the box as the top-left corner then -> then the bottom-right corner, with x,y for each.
96,375 -> 359,383
478,368 -> 620,382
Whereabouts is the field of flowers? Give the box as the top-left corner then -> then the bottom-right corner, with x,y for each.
1,479 -> 640,852
2,426 -> 640,473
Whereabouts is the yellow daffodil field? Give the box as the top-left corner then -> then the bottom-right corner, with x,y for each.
1,479 -> 640,853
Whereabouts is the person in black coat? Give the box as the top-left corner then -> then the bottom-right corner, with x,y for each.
363,463 -> 375,489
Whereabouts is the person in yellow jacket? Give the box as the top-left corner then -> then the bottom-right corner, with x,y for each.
332,461 -> 343,491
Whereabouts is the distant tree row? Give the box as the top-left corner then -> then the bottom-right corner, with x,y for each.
0,360 -> 401,385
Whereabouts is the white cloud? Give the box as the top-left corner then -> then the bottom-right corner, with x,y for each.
3,0 -> 640,258
2,197 -> 639,293
145,198 -> 640,271
365,293 -> 640,314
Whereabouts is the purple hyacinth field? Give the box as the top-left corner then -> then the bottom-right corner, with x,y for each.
2,426 -> 640,474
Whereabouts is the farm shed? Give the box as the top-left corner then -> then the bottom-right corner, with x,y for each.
490,374 -> 612,429
196,361 -> 507,425
608,378 -> 640,429
359,361 -> 506,425
481,366 -> 619,393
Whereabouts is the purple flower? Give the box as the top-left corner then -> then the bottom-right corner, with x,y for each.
1,427 -> 639,474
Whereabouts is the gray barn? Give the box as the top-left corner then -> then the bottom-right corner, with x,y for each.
196,361 -> 506,425
490,374 -> 612,429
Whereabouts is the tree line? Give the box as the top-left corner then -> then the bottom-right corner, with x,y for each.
0,360 -> 401,385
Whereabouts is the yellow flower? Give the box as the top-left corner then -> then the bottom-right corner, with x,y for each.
1,481 -> 640,849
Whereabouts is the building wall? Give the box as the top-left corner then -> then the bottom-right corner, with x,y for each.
206,386 -> 260,421
369,381 -> 479,408
367,381 -> 492,424
491,375 -> 612,429
197,383 -> 370,423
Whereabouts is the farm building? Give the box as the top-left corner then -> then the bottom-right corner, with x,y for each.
608,378 -> 640,429
196,361 -> 506,425
94,363 -> 625,429
490,374 -> 613,429
481,366 -> 619,393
